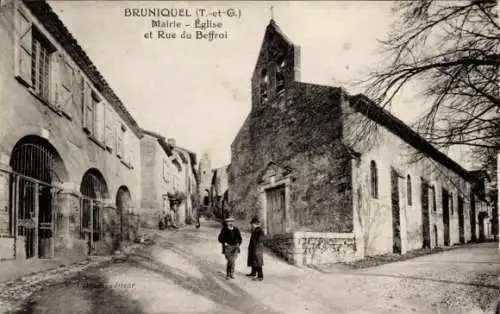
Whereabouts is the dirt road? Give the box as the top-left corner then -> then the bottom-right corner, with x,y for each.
12,224 -> 499,314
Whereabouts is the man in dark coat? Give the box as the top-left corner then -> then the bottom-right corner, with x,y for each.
246,217 -> 265,281
217,216 -> 242,280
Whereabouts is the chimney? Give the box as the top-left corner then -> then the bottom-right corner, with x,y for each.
167,138 -> 176,147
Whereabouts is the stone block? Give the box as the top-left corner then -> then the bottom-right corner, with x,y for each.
292,232 -> 359,266
0,236 -> 14,259
15,236 -> 26,260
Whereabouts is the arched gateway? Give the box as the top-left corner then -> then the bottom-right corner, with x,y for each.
9,136 -> 67,259
116,186 -> 132,242
80,169 -> 108,254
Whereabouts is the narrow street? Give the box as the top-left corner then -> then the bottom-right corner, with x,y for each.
12,222 -> 500,314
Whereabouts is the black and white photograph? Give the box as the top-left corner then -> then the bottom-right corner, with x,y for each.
0,0 -> 498,313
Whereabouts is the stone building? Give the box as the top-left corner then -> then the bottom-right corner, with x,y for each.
140,130 -> 198,228
229,20 -> 493,266
210,165 -> 230,217
197,153 -> 229,218
171,143 -> 198,225
198,152 -> 212,207
0,0 -> 141,261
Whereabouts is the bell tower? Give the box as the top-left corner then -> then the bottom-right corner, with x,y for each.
198,152 -> 212,205
251,19 -> 301,109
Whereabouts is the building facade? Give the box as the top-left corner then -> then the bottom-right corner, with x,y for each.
198,152 -> 213,207
140,131 -> 198,228
196,153 -> 230,218
171,144 -> 198,225
0,0 -> 142,261
210,165 -> 229,217
230,20 -> 494,266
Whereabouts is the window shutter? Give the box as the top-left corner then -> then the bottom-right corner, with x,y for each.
60,57 -> 74,116
122,129 -> 128,161
50,53 -> 60,106
54,54 -> 73,114
94,101 -> 105,143
104,106 -> 114,149
82,82 -> 93,133
128,145 -> 133,166
124,132 -> 133,165
14,6 -> 32,86
116,127 -> 124,158
72,71 -> 84,110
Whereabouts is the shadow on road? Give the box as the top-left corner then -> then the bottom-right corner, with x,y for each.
11,270 -> 145,314
127,238 -> 282,314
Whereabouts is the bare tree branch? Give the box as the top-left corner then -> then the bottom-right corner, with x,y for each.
355,0 -> 500,172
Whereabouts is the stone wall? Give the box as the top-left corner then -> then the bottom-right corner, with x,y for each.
264,232 -> 360,266
264,233 -> 294,263
0,237 -> 14,260
139,135 -> 163,228
230,82 -> 351,232
140,136 -> 158,212
293,232 -> 360,265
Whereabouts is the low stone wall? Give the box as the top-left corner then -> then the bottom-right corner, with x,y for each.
264,233 -> 295,263
293,232 -> 360,265
0,236 -> 14,260
265,231 -> 361,266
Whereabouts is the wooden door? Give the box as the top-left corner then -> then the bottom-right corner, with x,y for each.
266,186 -> 286,236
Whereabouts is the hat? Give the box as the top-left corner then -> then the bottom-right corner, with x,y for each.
224,216 -> 235,222
250,217 -> 260,224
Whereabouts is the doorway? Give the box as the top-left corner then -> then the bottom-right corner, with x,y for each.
470,193 -> 476,242
265,185 -> 286,236
458,196 -> 465,244
10,136 -> 65,259
421,180 -> 430,248
116,186 -> 132,243
442,188 -> 450,246
391,169 -> 401,254
478,212 -> 487,241
80,169 -> 108,255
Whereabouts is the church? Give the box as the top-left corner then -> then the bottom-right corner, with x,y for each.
229,19 -> 493,265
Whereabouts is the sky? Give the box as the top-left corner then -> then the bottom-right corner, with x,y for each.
47,1 -> 467,169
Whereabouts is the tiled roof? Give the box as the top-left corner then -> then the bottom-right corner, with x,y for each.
349,94 -> 475,181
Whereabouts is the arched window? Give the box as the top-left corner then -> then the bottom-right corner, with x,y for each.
259,69 -> 269,103
370,160 -> 378,199
276,56 -> 285,94
407,175 -> 412,206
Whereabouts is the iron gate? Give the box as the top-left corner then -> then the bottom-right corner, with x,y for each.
9,140 -> 63,259
80,196 -> 103,255
80,171 -> 107,255
12,174 -> 60,259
